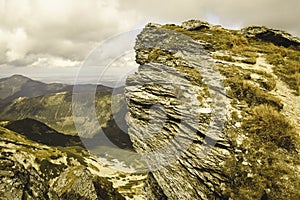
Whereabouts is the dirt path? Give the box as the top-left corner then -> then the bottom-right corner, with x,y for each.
213,53 -> 300,134
255,55 -> 300,134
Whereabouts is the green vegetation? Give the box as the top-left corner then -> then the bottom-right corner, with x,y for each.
57,146 -> 88,166
218,64 -> 281,109
226,78 -> 282,109
0,91 -> 112,135
212,54 -> 236,62
244,104 -> 298,151
224,104 -> 300,199
59,166 -> 83,195
162,24 -> 249,51
242,57 -> 257,64
148,48 -> 174,62
162,24 -> 258,64
219,64 -> 277,91
265,47 -> 300,95
163,23 -> 300,96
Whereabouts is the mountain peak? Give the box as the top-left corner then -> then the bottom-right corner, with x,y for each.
9,74 -> 32,81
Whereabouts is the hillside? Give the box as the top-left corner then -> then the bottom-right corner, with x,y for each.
124,20 -> 300,199
0,90 -> 111,136
0,19 -> 300,200
5,118 -> 83,147
0,75 -> 73,108
0,123 -> 146,199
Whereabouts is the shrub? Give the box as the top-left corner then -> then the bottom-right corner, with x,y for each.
224,104 -> 300,199
225,78 -> 282,109
162,24 -> 249,51
266,53 -> 285,65
242,57 -> 256,64
266,49 -> 300,95
244,104 -> 298,151
213,54 -> 236,62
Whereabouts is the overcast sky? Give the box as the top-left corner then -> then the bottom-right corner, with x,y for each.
0,0 -> 299,84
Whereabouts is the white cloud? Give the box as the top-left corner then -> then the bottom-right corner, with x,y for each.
0,0 -> 139,68
6,28 -> 30,61
0,0 -> 299,83
32,56 -> 81,68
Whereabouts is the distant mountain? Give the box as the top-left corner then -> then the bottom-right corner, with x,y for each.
0,74 -> 113,108
5,118 -> 83,147
0,75 -> 73,107
0,78 -> 132,149
0,90 -> 110,136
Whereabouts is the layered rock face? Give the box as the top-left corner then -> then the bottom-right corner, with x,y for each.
0,156 -> 57,200
125,21 -> 300,199
0,156 -> 125,200
125,23 -> 230,199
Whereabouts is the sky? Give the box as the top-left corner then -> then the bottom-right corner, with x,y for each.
0,0 -> 299,85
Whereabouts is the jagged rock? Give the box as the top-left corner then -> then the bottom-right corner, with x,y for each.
125,24 -> 230,199
241,26 -> 300,47
53,166 -> 99,200
142,173 -> 168,200
92,176 -> 125,200
125,21 -> 300,199
146,22 -> 162,28
0,126 -> 128,200
53,166 -> 125,200
0,156 -> 58,200
181,19 -> 212,30
0,155 -> 125,200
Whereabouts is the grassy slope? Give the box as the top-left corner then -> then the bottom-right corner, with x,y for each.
159,24 -> 300,199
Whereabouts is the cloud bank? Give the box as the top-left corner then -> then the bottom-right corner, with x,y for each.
0,0 -> 299,82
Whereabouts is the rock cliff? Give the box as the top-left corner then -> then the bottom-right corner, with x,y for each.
124,20 -> 300,199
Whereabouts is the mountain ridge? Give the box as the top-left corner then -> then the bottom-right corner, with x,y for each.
124,20 -> 300,199
0,74 -> 113,109
0,19 -> 299,200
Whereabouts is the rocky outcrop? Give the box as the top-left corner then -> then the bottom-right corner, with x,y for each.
53,166 -> 125,200
0,126 -> 127,200
142,173 -> 168,200
125,21 -> 300,199
0,156 -> 58,200
0,156 -> 125,200
181,19 -> 212,30
125,23 -> 230,199
241,26 -> 300,47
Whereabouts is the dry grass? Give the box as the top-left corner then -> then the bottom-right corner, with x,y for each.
264,46 -> 300,95
157,22 -> 300,200
224,104 -> 300,199
244,104 -> 298,151
162,24 -> 249,51
226,79 -> 282,109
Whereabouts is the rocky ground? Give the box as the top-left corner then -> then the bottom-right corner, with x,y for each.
124,20 -> 300,199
